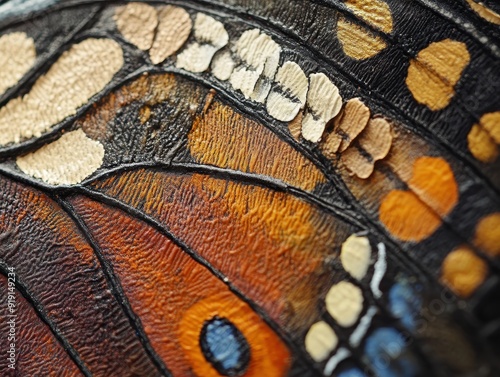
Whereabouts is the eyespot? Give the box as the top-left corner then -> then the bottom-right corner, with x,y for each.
200,316 -> 251,376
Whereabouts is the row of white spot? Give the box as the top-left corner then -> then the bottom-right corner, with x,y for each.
305,235 -> 387,375
115,3 -> 344,144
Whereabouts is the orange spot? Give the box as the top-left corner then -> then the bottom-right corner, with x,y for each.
179,292 -> 290,377
441,246 -> 488,297
475,213 -> 500,257
379,190 -> 442,241
468,112 -> 500,163
380,157 -> 458,241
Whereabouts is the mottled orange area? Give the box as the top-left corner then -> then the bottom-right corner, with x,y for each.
337,0 -> 393,60
379,190 -> 442,241
70,196 -> 290,376
179,292 -> 290,377
406,39 -> 470,110
0,275 -> 81,376
189,101 -> 325,191
91,170 -> 348,328
441,246 -> 488,297
468,112 -> 500,163
474,213 -> 500,257
380,157 -> 458,241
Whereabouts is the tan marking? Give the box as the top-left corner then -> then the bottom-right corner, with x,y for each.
0,38 -> 123,146
305,321 -> 338,362
340,234 -> 371,280
0,32 -> 36,96
114,2 -> 158,50
465,0 -> 500,25
474,212 -> 500,257
336,98 -> 371,153
211,50 -> 235,81
325,281 -> 364,327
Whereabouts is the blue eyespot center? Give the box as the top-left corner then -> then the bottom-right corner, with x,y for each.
200,316 -> 251,376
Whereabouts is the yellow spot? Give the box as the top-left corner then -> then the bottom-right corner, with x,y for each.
406,39 -> 470,110
465,0 -> 500,25
0,32 -> 36,96
16,129 -> 104,185
114,2 -> 158,50
341,234 -> 371,280
468,112 -> 500,163
0,38 -> 123,146
325,281 -> 364,327
337,0 -> 393,60
441,246 -> 488,297
305,321 -> 338,362
475,213 -> 500,257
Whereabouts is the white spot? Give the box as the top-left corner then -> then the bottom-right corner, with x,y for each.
301,73 -> 342,142
266,61 -> 309,122
0,38 -> 123,146
230,29 -> 281,103
0,32 -> 36,96
341,234 -> 371,280
149,6 -> 192,65
16,129 -> 104,185
305,321 -> 338,362
371,242 -> 387,299
176,13 -> 228,73
324,348 -> 351,376
349,306 -> 377,347
211,50 -> 235,81
325,281 -> 364,327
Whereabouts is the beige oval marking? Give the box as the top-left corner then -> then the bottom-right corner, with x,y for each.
150,6 -> 192,64
16,129 -> 105,185
341,234 -> 371,280
465,0 -> 500,25
305,321 -> 338,362
0,38 -> 123,146
325,281 -> 364,327
467,111 -> 500,163
301,73 -> 343,143
211,51 -> 235,81
177,13 -> 228,73
406,39 -> 470,110
337,0 -> 393,60
114,2 -> 158,50
0,32 -> 36,96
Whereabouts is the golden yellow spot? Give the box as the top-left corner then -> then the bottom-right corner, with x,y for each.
114,2 -> 158,50
337,0 -> 393,60
468,111 -> 500,163
189,101 -> 325,191
0,38 -> 123,146
474,213 -> 500,257
465,0 -> 500,25
441,246 -> 488,297
0,32 -> 36,96
406,39 -> 470,110
380,157 -> 458,241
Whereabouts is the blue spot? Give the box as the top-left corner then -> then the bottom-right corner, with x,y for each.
389,282 -> 422,330
0,0 -> 59,21
200,317 -> 250,376
365,328 -> 418,377
338,368 -> 367,377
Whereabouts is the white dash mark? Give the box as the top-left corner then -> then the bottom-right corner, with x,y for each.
324,347 -> 351,376
349,306 -> 377,347
371,242 -> 387,299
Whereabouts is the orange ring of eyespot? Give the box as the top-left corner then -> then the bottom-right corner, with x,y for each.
178,291 -> 290,377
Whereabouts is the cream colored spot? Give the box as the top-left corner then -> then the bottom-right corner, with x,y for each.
341,234 -> 371,280
325,281 -> 364,327
230,29 -> 281,103
466,0 -> 500,25
16,129 -> 104,185
406,39 -> 470,110
211,51 -> 235,81
305,321 -> 338,362
177,13 -> 228,73
0,32 -> 36,96
337,0 -> 393,60
301,73 -> 343,143
342,117 -> 393,178
266,61 -> 309,122
468,112 -> 500,163
149,6 -> 192,64
114,2 -> 158,50
0,38 -> 123,146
